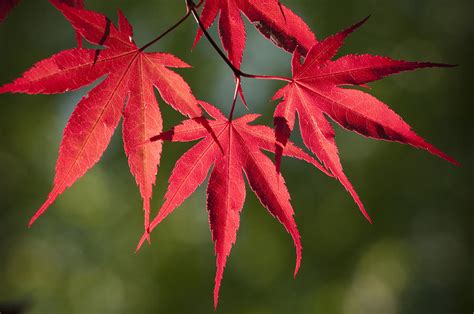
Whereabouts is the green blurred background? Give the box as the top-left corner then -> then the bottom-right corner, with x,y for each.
0,0 -> 471,313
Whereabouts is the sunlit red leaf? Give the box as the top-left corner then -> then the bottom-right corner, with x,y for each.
273,17 -> 458,223
0,5 -> 201,234
137,102 -> 330,307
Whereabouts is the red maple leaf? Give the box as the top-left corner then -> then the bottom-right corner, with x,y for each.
273,17 -> 458,222
0,5 -> 201,233
193,0 -> 317,67
136,101 -> 331,308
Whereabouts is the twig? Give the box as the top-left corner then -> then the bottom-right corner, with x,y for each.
140,5 -> 192,51
187,0 -> 292,83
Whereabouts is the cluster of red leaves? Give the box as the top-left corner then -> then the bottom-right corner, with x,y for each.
0,0 -> 456,307
193,0 -> 316,67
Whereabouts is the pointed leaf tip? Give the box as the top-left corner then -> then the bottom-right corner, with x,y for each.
213,271 -> 222,310
28,193 -> 59,228
354,15 -> 370,29
135,232 -> 149,253
294,243 -> 302,278
425,144 -> 460,166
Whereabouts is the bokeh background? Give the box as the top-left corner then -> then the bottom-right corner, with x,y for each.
0,0 -> 471,313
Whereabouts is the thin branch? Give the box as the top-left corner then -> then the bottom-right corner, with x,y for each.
243,74 -> 292,82
187,0 -> 292,83
140,7 -> 191,51
188,1 -> 238,74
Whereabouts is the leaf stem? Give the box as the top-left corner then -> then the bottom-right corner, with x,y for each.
187,0 -> 292,83
242,74 -> 292,82
228,76 -> 241,122
140,6 -> 191,51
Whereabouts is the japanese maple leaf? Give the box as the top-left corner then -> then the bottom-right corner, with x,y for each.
0,5 -> 201,233
273,17 -> 458,222
194,0 -> 317,68
136,102 -> 331,308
